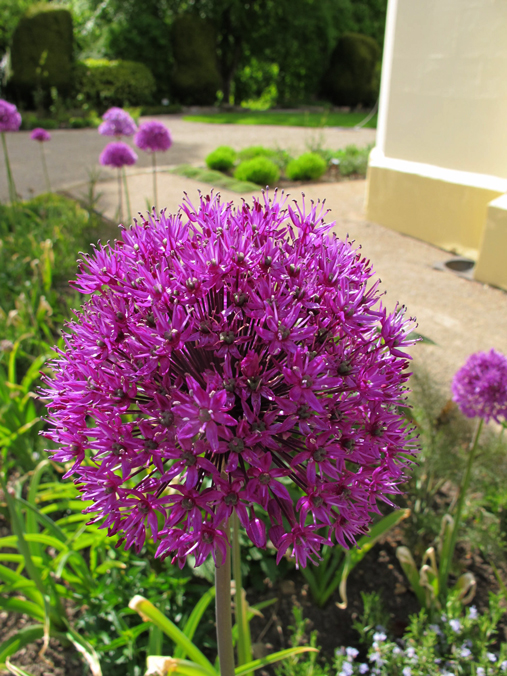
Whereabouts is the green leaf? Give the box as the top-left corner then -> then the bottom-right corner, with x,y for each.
64,627 -> 102,676
0,625 -> 44,665
5,657 -> 36,676
174,587 -> 216,659
145,657 -> 217,676
0,563 -> 44,606
234,647 -> 318,676
129,596 -> 216,676
396,546 -> 428,608
0,597 -> 45,622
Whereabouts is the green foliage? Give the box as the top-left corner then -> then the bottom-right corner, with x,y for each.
274,606 -> 327,676
234,157 -> 280,186
319,144 -> 373,177
334,592 -> 507,675
183,110 -> 377,128
74,58 -> 156,109
171,15 -> 221,105
10,5 -> 74,102
171,165 -> 259,194
205,146 -> 237,172
106,0 -> 173,99
0,0 -> 36,58
237,146 -> 292,170
321,32 -> 380,107
286,153 -> 327,181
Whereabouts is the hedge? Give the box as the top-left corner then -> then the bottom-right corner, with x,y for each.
74,58 -> 156,109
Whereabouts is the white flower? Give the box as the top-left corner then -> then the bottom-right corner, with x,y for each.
460,647 -> 472,658
501,660 -> 507,672
429,623 -> 443,636
487,652 -> 497,663
373,632 -> 386,643
346,647 -> 359,660
402,668 -> 411,676
468,606 -> 478,619
449,619 -> 461,633
392,647 -> 402,656
369,653 -> 384,666
441,614 -> 447,623
405,647 -> 416,659
358,665 -> 369,674
340,663 -> 353,676
477,668 -> 485,676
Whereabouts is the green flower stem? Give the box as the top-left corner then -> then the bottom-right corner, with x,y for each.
440,417 -> 483,594
232,512 -> 249,666
122,167 -> 132,222
40,143 -> 51,193
152,152 -> 158,209
215,534 -> 235,676
117,168 -> 123,223
2,131 -> 17,203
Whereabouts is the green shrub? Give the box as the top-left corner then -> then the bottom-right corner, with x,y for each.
171,15 -> 221,105
286,152 -> 327,181
331,144 -> 372,177
234,157 -> 280,186
10,5 -> 73,102
321,32 -> 380,107
74,58 -> 156,109
20,114 -> 58,130
205,146 -> 237,172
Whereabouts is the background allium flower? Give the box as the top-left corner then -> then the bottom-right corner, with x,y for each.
42,193 -> 416,568
0,99 -> 21,132
99,107 -> 138,137
99,141 -> 137,169
30,127 -> 51,142
134,120 -> 172,152
452,349 -> 507,423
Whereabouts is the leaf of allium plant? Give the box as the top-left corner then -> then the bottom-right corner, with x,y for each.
234,647 -> 318,676
174,586 -> 216,659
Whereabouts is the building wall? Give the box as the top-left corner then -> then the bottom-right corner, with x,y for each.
381,0 -> 507,178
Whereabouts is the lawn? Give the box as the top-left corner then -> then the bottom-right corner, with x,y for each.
182,110 -> 377,128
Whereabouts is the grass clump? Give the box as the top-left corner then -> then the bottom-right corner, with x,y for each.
170,165 -> 259,193
205,145 -> 237,171
238,145 -> 292,170
234,156 -> 280,186
286,152 -> 327,181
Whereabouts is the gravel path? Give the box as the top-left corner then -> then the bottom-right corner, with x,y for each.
0,114 -> 375,201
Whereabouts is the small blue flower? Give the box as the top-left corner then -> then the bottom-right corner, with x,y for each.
449,619 -> 461,633
468,606 -> 478,619
402,668 -> 411,676
487,652 -> 497,663
346,647 -> 359,660
358,665 -> 369,675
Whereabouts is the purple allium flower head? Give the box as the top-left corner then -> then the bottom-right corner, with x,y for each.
452,349 -> 507,423
30,127 -> 51,142
99,142 -> 138,169
134,120 -> 172,153
98,107 -> 138,137
0,99 -> 21,132
42,192 -> 416,568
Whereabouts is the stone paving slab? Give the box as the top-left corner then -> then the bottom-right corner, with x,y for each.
66,171 -> 507,394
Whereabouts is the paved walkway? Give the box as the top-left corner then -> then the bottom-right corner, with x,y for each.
2,115 -> 506,394
0,115 -> 375,202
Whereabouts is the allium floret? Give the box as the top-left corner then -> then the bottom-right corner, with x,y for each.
99,141 -> 138,169
452,349 -> 507,423
0,99 -> 21,132
98,107 -> 138,137
134,120 -> 172,153
30,127 -> 51,142
42,192 -> 416,568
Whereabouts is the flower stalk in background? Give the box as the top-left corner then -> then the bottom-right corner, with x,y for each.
30,127 -> 52,192
42,192 -> 416,676
0,99 -> 21,203
134,120 -> 172,208
99,141 -> 137,222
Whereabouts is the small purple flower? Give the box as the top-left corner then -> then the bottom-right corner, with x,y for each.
98,107 -> 137,137
30,127 -> 51,142
99,142 -> 138,169
452,349 -> 507,423
134,120 -> 172,153
0,99 -> 21,132
42,193 -> 416,567
449,619 -> 461,633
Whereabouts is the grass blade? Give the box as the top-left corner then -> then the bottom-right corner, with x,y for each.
234,647 -> 318,676
174,587 -> 216,659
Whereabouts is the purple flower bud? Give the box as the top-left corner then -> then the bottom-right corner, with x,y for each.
0,99 -> 21,132
30,127 -> 51,142
134,121 -> 172,153
98,107 -> 138,137
452,349 -> 507,422
41,192 -> 417,567
99,141 -> 138,169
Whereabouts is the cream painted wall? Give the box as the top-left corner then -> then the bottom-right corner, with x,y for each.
381,0 -> 507,178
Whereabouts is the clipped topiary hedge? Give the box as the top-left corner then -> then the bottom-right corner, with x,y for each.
234,157 -> 280,186
321,32 -> 380,107
206,146 -> 237,172
10,4 -> 73,101
171,15 -> 221,105
286,153 -> 327,181
74,59 -> 156,109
